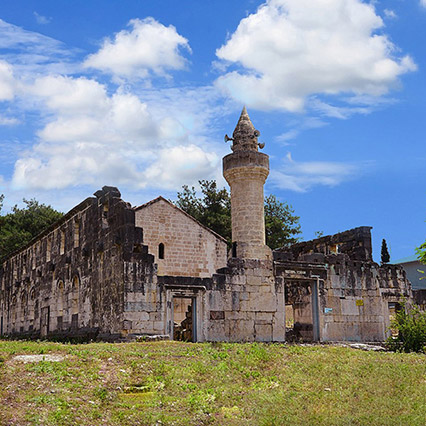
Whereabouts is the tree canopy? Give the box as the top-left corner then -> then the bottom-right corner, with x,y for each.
381,239 -> 390,264
176,180 -> 231,244
0,197 -> 63,261
176,180 -> 301,250
417,242 -> 426,264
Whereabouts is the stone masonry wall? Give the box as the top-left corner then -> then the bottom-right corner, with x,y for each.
275,253 -> 412,342
158,258 -> 286,342
0,186 -> 156,341
223,151 -> 272,260
134,197 -> 227,278
283,226 -> 373,262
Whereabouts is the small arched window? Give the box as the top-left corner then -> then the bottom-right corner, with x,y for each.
158,243 -> 165,260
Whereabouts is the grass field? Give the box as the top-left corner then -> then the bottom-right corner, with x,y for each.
0,340 -> 425,425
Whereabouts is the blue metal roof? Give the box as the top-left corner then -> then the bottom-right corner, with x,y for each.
391,255 -> 421,264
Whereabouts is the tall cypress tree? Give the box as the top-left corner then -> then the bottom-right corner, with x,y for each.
381,239 -> 390,264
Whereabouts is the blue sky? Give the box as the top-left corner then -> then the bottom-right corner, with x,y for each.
0,0 -> 425,262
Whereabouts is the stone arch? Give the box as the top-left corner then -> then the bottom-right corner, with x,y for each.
28,287 -> 36,328
57,280 -> 65,317
11,296 -> 17,331
19,291 -> 27,331
71,275 -> 80,329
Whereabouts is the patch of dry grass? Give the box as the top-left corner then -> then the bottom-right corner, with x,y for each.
0,340 -> 425,425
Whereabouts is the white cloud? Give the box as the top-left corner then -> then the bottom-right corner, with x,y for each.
215,0 -> 416,112
0,60 -> 15,100
384,9 -> 397,19
270,152 -> 357,192
143,145 -> 220,189
0,115 -> 19,125
275,116 -> 327,144
11,74 -> 223,191
421,0 -> 426,8
33,12 -> 51,25
30,75 -> 108,116
0,19 -> 78,76
84,18 -> 191,79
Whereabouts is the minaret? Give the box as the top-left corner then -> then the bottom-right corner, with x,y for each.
223,107 -> 272,260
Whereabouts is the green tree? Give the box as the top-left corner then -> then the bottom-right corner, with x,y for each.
416,242 -> 426,264
386,301 -> 426,353
381,239 -> 390,264
264,195 -> 301,249
176,180 -> 231,244
176,180 -> 301,250
0,197 -> 63,261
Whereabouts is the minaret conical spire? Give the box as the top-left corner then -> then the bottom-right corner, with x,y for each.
231,106 -> 260,152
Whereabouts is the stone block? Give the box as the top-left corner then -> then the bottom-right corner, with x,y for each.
246,276 -> 262,286
153,321 -> 165,332
255,323 -> 272,342
255,312 -> 273,321
208,321 -> 226,341
247,292 -> 277,312
227,319 -> 255,342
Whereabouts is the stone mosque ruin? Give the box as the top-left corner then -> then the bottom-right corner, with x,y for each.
0,108 -> 415,343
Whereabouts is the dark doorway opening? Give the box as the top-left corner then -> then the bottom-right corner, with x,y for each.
285,280 -> 319,342
40,306 -> 50,337
173,297 -> 196,342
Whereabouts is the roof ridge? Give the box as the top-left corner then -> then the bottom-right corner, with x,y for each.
134,196 -> 227,243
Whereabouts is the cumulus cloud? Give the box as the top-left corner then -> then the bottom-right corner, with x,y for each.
0,60 -> 15,100
215,0 -> 416,112
143,145 -> 219,189
270,152 -> 357,192
421,0 -> 426,8
84,18 -> 191,79
11,74 -> 221,191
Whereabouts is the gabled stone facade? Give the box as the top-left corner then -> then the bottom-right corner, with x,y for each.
0,108 -> 415,343
134,197 -> 227,277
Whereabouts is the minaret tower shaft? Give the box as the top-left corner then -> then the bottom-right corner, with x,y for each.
223,107 -> 272,260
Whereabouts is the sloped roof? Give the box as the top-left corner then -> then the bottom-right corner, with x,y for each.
133,196 -> 227,243
391,255 -> 421,264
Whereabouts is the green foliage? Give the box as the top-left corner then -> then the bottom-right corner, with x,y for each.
264,194 -> 301,249
381,239 -> 390,264
176,180 -> 232,245
0,197 -> 63,261
416,241 -> 426,264
176,180 -> 301,250
386,301 -> 426,353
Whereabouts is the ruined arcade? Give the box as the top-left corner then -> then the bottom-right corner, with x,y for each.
0,109 -> 414,343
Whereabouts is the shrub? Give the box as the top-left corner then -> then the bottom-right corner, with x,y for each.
386,301 -> 426,353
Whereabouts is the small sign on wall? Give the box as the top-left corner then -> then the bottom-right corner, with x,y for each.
324,307 -> 333,314
356,299 -> 364,306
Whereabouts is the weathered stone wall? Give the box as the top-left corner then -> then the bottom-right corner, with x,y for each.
413,289 -> 426,310
275,238 -> 413,343
282,226 -> 373,261
157,258 -> 285,342
0,187 -> 156,341
134,197 -> 227,277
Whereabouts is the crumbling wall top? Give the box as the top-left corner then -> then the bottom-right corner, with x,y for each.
275,226 -> 373,262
